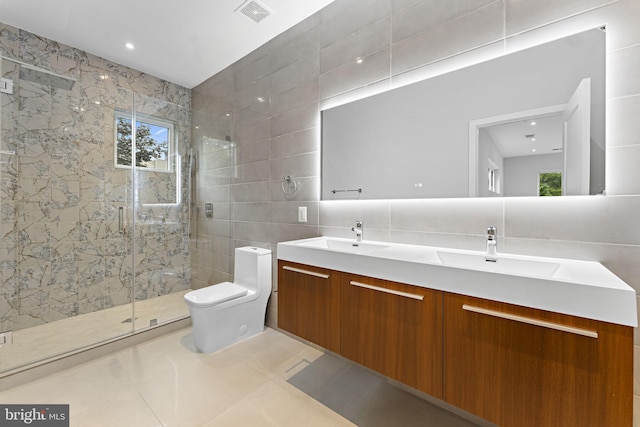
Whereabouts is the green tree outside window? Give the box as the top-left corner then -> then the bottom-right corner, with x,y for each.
539,172 -> 562,196
116,116 -> 171,170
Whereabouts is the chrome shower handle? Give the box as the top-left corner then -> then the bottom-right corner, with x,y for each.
119,207 -> 125,235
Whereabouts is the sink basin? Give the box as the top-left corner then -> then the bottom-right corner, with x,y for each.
436,250 -> 561,278
298,237 -> 389,254
277,236 -> 637,327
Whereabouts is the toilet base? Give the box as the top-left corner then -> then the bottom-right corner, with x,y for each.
188,303 -> 267,353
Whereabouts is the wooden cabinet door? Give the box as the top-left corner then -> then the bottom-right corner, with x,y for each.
443,293 -> 633,427
277,261 -> 341,352
341,274 -> 443,398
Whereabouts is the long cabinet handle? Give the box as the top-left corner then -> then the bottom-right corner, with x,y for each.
282,265 -> 330,279
462,304 -> 598,339
350,281 -> 424,301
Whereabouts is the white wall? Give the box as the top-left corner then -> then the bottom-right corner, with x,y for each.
504,153 -> 563,196
477,128 -> 504,197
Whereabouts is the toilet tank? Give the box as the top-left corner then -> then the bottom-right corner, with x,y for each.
234,246 -> 272,292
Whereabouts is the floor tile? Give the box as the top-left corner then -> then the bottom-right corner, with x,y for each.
203,378 -> 355,427
133,356 -> 270,427
73,389 -> 162,427
1,327 -> 483,427
287,354 -> 480,427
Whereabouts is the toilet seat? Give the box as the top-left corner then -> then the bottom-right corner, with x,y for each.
184,282 -> 248,308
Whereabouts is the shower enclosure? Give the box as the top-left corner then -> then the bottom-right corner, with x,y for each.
0,55 -> 192,374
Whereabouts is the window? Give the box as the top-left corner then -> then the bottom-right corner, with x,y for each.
539,172 -> 562,196
115,111 -> 174,172
487,159 -> 501,195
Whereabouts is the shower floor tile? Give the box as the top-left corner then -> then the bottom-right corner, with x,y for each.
0,290 -> 190,373
0,327 -> 487,427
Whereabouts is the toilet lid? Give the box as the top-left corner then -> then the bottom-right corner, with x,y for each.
184,282 -> 248,307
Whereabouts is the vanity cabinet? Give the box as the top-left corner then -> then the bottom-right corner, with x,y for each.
340,274 -> 443,397
443,293 -> 633,427
277,260 -> 633,427
277,261 -> 341,352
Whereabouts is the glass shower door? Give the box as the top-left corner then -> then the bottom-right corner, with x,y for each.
0,57 -> 18,356
131,93 -> 191,331
0,54 -> 191,375
0,56 -> 137,374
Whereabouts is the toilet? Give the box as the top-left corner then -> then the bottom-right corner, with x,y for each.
184,246 -> 272,353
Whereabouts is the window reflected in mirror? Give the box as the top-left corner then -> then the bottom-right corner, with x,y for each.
539,172 -> 562,197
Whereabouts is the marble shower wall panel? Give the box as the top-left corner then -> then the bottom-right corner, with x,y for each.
0,22 -> 191,331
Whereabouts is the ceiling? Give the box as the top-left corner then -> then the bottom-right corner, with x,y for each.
485,114 -> 565,158
0,0 -> 335,88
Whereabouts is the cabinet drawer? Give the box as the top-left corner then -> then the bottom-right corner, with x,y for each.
341,274 -> 443,397
277,261 -> 341,352
443,293 -> 633,427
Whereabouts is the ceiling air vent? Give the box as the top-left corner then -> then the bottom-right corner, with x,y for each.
236,0 -> 272,24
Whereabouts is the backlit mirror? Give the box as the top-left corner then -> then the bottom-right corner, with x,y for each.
321,27 -> 605,200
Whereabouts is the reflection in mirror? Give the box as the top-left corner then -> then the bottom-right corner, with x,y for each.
477,113 -> 565,197
471,76 -> 600,197
321,27 -> 605,200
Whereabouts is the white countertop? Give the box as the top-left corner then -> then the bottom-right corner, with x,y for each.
277,237 -> 638,327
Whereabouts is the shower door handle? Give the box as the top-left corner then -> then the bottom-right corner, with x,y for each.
119,207 -> 126,235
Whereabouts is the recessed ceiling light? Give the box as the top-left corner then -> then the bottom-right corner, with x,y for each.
531,121 -> 537,126
356,57 -> 363,64
532,148 -> 536,152
124,42 -> 135,50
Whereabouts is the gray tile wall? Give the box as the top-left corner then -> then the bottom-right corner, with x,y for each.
191,0 -> 640,420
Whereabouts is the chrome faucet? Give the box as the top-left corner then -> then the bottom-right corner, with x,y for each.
352,221 -> 363,243
486,226 -> 497,259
